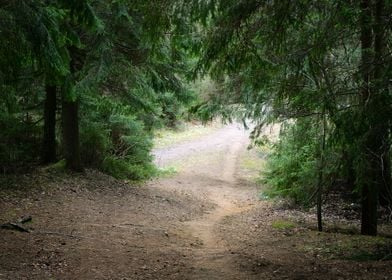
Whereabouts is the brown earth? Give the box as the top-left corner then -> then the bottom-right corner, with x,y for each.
1,124 -> 392,279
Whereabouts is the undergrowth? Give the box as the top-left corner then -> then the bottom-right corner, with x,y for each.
304,233 -> 392,261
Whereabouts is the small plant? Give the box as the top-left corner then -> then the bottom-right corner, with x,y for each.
157,166 -> 178,177
43,159 -> 66,171
258,192 -> 270,201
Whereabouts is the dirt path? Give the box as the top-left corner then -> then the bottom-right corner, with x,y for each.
1,124 -> 392,279
152,124 -> 257,279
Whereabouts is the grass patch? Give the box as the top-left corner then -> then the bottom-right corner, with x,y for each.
156,166 -> 178,178
242,157 -> 265,171
272,219 -> 296,230
41,159 -> 66,172
239,145 -> 267,185
258,192 -> 271,201
153,122 -> 221,149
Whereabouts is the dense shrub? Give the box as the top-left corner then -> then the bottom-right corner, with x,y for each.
262,120 -> 319,205
79,96 -> 156,180
80,121 -> 110,167
106,114 -> 156,180
262,119 -> 343,206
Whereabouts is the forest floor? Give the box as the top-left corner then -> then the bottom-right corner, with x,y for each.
1,123 -> 392,279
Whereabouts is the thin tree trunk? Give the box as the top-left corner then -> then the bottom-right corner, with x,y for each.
317,108 -> 326,232
42,85 -> 57,164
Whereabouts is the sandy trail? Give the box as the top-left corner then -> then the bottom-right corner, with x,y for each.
153,123 -> 256,279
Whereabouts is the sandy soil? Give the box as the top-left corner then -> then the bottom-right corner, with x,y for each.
0,124 -> 392,279
153,123 -> 254,279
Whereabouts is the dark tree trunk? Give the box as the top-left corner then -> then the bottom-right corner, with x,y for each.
374,0 -> 392,208
61,46 -> 85,172
380,147 -> 392,207
42,85 -> 57,164
359,0 -> 390,236
360,0 -> 378,236
61,97 -> 83,171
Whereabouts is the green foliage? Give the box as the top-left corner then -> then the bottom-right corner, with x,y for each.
0,0 -> 198,179
156,166 -> 178,178
262,118 -> 344,206
192,0 -> 392,235
263,120 -> 319,205
109,114 -> 153,165
102,155 -> 156,181
46,160 -> 66,171
0,112 -> 41,172
79,95 -> 156,180
0,84 -> 42,172
107,114 -> 155,181
80,121 -> 110,167
157,90 -> 196,128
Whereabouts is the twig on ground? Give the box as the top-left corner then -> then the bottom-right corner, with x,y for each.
0,222 -> 30,232
0,215 -> 32,232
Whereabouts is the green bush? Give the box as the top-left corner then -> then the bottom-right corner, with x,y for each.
102,156 -> 156,180
262,118 -> 343,206
80,121 -> 110,167
262,120 -> 319,205
105,114 -> 157,180
80,96 -> 157,180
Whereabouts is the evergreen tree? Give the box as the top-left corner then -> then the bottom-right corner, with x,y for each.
0,0 -> 197,177
194,0 -> 392,235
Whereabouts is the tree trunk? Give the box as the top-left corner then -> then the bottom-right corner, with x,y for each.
317,109 -> 326,232
380,147 -> 392,207
374,0 -> 391,208
359,0 -> 390,236
42,85 -> 57,164
61,46 -> 85,172
359,0 -> 378,236
61,97 -> 83,171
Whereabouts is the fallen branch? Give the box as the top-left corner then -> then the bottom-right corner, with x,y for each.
18,215 -> 32,224
0,215 -> 32,233
0,222 -> 30,233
